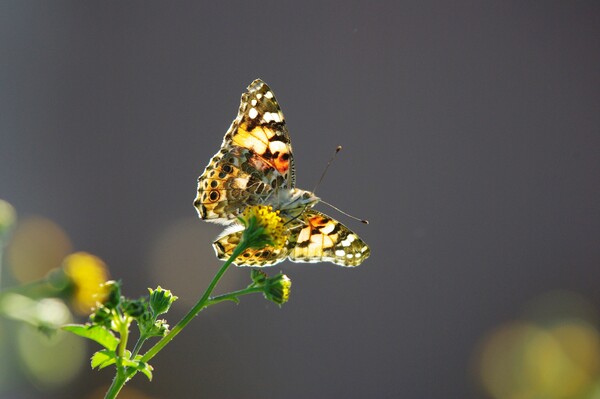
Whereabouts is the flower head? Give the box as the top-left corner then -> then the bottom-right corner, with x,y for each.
263,273 -> 292,305
148,286 -> 178,317
238,205 -> 286,250
62,252 -> 110,314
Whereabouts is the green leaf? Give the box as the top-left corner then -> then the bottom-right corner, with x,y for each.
135,359 -> 154,381
122,358 -> 138,368
91,349 -> 116,370
63,324 -> 119,351
119,355 -> 153,381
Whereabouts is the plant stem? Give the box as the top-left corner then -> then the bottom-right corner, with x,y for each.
104,235 -> 260,398
141,240 -> 249,365
131,335 -> 147,358
105,372 -> 127,399
105,316 -> 131,399
206,286 -> 264,306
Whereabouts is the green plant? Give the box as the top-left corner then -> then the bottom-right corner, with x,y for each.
64,205 -> 292,399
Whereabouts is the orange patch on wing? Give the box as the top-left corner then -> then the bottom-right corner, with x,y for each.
233,123 -> 268,154
308,216 -> 328,227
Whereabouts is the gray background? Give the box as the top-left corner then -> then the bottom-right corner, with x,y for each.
1,1 -> 599,398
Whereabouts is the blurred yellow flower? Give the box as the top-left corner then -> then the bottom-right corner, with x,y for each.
62,252 -> 110,314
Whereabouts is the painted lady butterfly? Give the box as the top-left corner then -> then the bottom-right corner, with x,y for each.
194,79 -> 370,267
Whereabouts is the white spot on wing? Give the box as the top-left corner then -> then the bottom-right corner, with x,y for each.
335,249 -> 345,257
341,234 -> 356,247
320,223 -> 335,235
263,112 -> 282,123
265,91 -> 273,99
233,178 -> 248,189
297,227 -> 310,243
248,108 -> 258,119
269,140 -> 287,154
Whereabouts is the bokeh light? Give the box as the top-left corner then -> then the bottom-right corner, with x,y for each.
473,291 -> 600,399
16,323 -> 86,390
0,199 -> 16,237
6,216 -> 72,282
0,294 -> 71,328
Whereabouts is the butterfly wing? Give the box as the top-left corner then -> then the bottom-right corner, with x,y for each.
287,210 -> 370,267
224,79 -> 296,187
213,224 -> 291,267
212,210 -> 370,267
195,79 -> 295,223
197,79 -> 370,267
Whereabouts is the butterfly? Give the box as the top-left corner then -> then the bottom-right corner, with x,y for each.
194,79 -> 370,267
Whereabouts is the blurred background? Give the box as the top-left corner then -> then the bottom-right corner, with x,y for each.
1,2 -> 599,398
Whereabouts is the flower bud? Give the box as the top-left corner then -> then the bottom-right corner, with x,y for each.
103,280 -> 122,310
90,305 -> 112,328
122,299 -> 145,318
263,274 -> 291,305
148,286 -> 178,317
250,269 -> 267,284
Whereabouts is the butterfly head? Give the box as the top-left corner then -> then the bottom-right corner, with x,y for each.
265,188 -> 319,220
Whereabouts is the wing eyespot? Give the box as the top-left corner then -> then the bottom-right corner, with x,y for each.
208,191 -> 220,202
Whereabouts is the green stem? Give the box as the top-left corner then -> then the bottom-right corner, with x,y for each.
140,240 -> 248,364
105,372 -> 127,399
104,230 -> 265,398
206,286 -> 264,306
130,335 -> 148,358
105,316 -> 131,399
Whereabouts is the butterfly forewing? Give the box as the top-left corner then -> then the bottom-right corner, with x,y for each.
225,79 -> 296,187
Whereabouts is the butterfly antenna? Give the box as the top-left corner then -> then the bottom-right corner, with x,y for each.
319,198 -> 370,224
312,145 -> 343,194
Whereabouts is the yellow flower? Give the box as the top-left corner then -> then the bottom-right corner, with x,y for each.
238,205 -> 286,250
62,252 -> 110,314
263,273 -> 292,305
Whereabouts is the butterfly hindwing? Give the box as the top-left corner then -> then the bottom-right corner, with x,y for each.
287,210 -> 370,267
212,210 -> 369,267
213,225 -> 290,267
